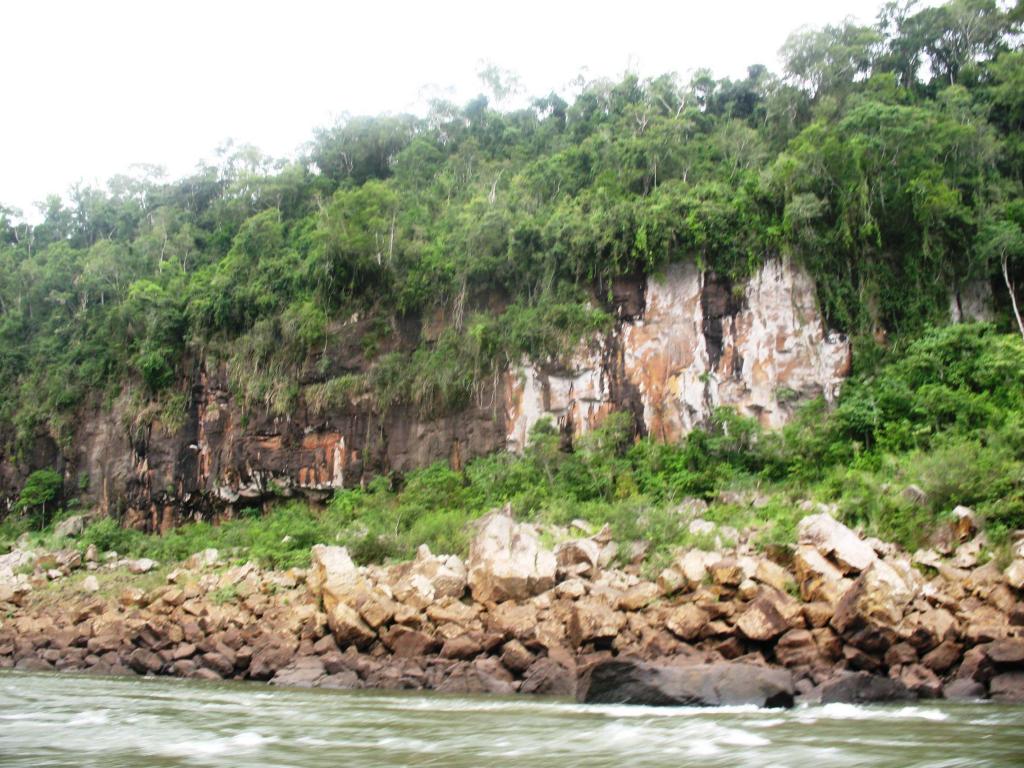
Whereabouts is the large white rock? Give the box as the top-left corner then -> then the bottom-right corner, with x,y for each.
307,545 -> 362,613
798,513 -> 877,573
412,545 -> 467,599
467,508 -> 556,603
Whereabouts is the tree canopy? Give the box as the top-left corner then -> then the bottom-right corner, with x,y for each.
0,0 -> 1021,455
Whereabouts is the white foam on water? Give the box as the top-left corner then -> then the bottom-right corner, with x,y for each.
152,730 -> 275,758
806,704 -> 949,722
719,728 -> 771,747
231,731 -> 272,747
68,710 -> 108,726
688,740 -> 722,756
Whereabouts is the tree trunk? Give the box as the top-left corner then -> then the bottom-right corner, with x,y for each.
1003,252 -> 1024,342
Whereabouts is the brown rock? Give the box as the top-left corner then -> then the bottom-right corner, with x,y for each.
793,546 -> 851,606
200,651 -> 235,678
897,663 -> 942,698
308,545 -> 361,614
754,559 -> 794,592
380,625 -> 437,658
500,639 -> 535,674
488,601 -> 539,641
356,591 -> 397,629
270,656 -> 326,688
832,560 -> 915,635
736,597 -> 789,642
327,603 -> 376,650
774,629 -> 821,669
248,642 -> 297,680
440,635 -> 483,660
127,647 -> 162,675
922,640 -> 962,674
520,657 -> 576,696
989,672 -> 1024,702
956,646 -> 995,684
984,638 -> 1024,665
568,597 -> 626,648
665,604 -> 709,642
426,597 -> 478,626
708,558 -> 744,587
803,602 -> 834,628
884,642 -> 918,667
555,538 -> 600,579
618,582 -> 659,611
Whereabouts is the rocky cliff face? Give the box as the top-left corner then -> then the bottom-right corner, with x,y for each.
4,258 -> 850,529
506,259 -> 850,448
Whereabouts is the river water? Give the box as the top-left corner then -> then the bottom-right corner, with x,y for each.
1,672 -> 1022,767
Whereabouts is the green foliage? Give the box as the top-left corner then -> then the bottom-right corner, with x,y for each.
14,469 -> 63,527
2,2 -> 1024,563
2,0 -> 1021,460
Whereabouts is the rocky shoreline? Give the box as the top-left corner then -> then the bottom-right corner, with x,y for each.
2,506 -> 1023,706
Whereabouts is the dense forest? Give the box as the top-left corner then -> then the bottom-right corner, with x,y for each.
2,0 -> 1024,564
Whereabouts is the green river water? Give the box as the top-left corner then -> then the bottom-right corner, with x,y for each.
1,671 -> 1022,767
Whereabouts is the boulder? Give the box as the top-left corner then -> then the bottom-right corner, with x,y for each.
270,656 -> 326,688
440,635 -> 483,660
897,663 -> 942,699
708,558 -> 744,587
81,575 -> 100,593
617,582 -> 659,611
401,545 -> 467,600
500,639 -> 535,674
774,629 -> 822,669
943,678 -> 986,701
308,545 -> 361,614
380,625 -> 438,658
54,515 -> 87,540
436,658 -> 516,695
520,657 -> 576,696
555,538 -> 600,579
665,604 -> 709,642
832,560 -> 916,634
952,506 -> 977,542
793,546 -> 851,605
798,513 -> 877,573
676,550 -> 714,587
819,671 -> 914,703
754,558 -> 794,592
1004,559 -> 1024,590
577,659 -> 795,708
568,597 -> 626,647
922,640 -> 962,674
467,508 -> 556,603
127,558 -> 156,575
736,596 -> 790,642
327,603 -> 376,650
185,549 -> 220,570
989,672 -> 1024,703
984,638 -> 1024,665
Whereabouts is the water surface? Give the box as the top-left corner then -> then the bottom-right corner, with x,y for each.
1,671 -> 1022,767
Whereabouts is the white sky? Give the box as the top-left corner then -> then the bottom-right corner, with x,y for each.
2,0 -> 893,219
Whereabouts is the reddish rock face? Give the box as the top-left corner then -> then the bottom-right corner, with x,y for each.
505,259 -> 849,450
4,258 -> 849,527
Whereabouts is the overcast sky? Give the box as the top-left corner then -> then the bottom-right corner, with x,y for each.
2,0 -> 901,218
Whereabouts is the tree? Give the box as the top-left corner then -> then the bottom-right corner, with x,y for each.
15,469 -> 63,528
979,215 -> 1024,340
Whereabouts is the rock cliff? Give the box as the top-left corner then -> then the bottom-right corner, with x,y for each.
3,258 -> 850,529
